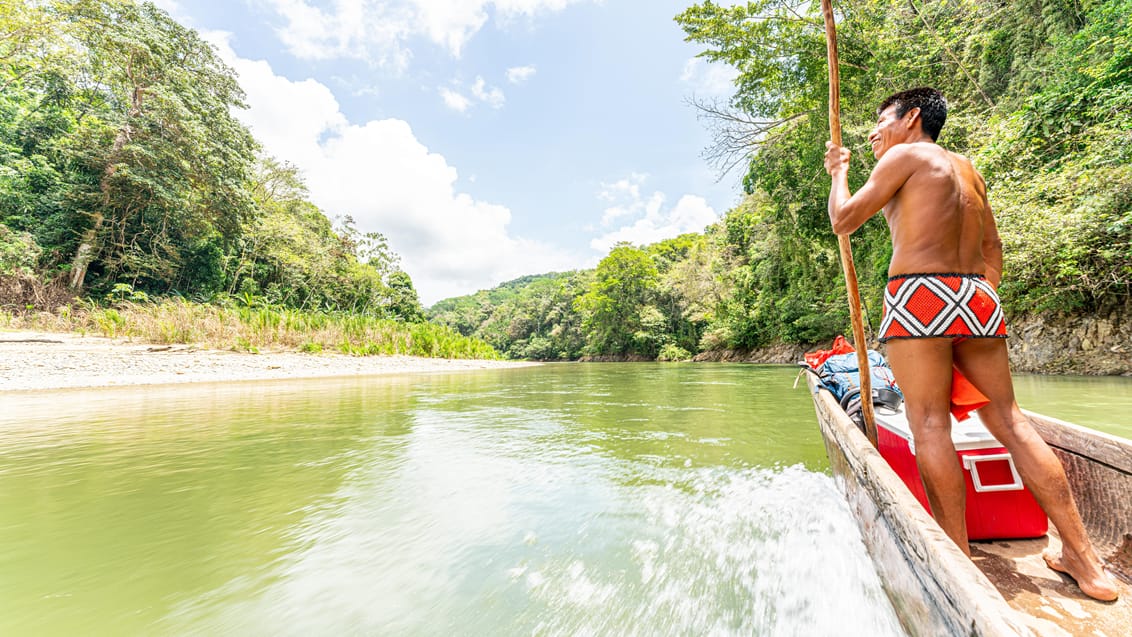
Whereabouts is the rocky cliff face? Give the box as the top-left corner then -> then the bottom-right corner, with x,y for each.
1007,301 -> 1132,375
693,301 -> 1132,376
693,343 -> 806,365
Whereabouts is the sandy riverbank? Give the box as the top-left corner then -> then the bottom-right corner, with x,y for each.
0,330 -> 537,391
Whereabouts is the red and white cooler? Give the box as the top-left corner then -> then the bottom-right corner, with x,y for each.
875,408 -> 1048,540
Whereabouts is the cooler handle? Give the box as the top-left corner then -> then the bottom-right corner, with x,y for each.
962,453 -> 1024,492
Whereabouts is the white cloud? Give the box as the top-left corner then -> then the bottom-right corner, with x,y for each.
207,33 -> 580,304
597,173 -> 648,226
598,173 -> 646,203
262,0 -> 592,68
441,76 -> 509,112
680,57 -> 740,98
505,65 -> 537,84
439,87 -> 472,112
470,76 -> 506,109
439,76 -> 505,113
410,0 -> 490,56
590,174 -> 718,252
150,0 -> 182,14
265,0 -> 414,71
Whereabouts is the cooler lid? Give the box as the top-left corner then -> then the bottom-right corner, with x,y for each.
875,406 -> 1003,453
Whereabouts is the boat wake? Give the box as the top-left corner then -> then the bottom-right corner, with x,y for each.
521,465 -> 906,636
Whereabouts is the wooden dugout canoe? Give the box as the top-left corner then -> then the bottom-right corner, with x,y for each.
804,373 -> 1132,636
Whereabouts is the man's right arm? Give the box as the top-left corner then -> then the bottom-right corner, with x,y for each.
826,144 -> 917,236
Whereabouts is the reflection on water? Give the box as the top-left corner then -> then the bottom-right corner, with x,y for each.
2,363 -> 1127,635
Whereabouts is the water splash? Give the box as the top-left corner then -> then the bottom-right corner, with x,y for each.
521,465 -> 905,636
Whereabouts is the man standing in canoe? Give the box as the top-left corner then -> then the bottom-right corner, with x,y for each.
823,87 -> 1119,601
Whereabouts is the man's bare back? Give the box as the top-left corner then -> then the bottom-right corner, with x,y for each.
881,143 -> 1000,283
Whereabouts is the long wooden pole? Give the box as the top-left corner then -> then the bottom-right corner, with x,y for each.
821,0 -> 877,447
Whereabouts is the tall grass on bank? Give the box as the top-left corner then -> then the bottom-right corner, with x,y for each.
1,299 -> 500,360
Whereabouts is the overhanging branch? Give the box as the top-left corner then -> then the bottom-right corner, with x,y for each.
687,95 -> 811,180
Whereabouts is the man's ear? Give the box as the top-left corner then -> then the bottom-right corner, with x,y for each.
904,107 -> 922,130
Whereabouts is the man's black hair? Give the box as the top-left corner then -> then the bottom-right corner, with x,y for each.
878,87 -> 947,141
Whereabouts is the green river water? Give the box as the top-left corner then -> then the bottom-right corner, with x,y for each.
1,363 -> 1129,636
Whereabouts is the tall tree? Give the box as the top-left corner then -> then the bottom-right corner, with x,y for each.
64,0 -> 256,293
576,243 -> 660,356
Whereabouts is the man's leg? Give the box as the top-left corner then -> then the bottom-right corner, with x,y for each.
953,337 -> 1119,601
885,338 -> 970,554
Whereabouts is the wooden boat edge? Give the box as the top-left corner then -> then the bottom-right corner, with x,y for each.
1024,409 -> 1132,581
1024,409 -> 1132,474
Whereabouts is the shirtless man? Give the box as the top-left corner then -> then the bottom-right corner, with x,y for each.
824,87 -> 1119,601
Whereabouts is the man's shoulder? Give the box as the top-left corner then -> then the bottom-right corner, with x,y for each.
903,141 -> 952,158
892,143 -> 975,177
942,147 -> 975,165
874,143 -> 940,180
880,142 -> 941,164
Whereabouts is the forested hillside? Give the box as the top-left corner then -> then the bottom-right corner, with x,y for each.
431,0 -> 1131,362
1,0 -> 423,320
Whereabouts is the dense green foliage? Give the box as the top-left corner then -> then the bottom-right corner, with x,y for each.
430,271 -> 591,359
432,0 -> 1130,360
679,0 -> 1131,340
430,236 -> 717,360
1,0 -> 425,321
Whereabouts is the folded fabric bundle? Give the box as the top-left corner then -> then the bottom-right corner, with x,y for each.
950,366 -> 990,421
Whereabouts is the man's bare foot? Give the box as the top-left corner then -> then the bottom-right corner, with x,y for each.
1043,547 -> 1120,601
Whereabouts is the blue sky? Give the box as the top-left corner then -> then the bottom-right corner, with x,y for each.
155,0 -> 743,304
